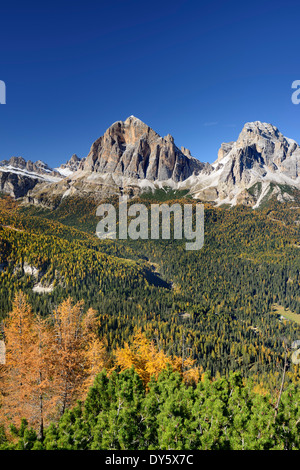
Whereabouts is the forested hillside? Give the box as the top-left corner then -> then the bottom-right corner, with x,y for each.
0,190 -> 300,449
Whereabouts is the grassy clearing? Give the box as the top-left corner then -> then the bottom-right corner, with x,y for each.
271,303 -> 300,325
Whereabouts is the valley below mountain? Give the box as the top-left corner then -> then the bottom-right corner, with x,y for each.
1,118 -> 300,450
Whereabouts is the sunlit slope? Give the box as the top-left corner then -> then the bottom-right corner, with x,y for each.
1,192 -> 300,387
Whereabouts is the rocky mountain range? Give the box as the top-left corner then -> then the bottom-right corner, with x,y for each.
1,116 -> 300,208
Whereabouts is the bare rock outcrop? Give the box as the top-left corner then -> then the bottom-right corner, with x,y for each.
190,121 -> 300,206
79,116 -> 205,182
3,118 -> 300,209
0,171 -> 40,198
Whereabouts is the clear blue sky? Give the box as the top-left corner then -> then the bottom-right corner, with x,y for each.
1,0 -> 300,167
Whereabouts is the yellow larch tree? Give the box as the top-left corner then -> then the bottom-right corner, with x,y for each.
0,291 -> 52,438
50,298 -> 107,415
115,330 -> 200,386
0,293 -> 107,437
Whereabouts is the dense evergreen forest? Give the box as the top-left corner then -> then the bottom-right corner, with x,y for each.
0,189 -> 300,450
2,368 -> 300,450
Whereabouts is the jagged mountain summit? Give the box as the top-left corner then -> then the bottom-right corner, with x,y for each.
23,116 -> 213,208
0,156 -> 63,198
1,116 -> 300,207
55,154 -> 83,176
78,115 -> 207,181
186,121 -> 300,206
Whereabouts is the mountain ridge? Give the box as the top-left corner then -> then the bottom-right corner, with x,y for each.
1,116 -> 300,208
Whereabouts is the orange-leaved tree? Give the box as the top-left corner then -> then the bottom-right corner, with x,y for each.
50,297 -> 107,416
115,330 -> 200,386
0,293 -> 107,437
0,291 -> 53,439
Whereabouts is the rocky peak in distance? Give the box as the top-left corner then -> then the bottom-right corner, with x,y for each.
2,117 -> 300,209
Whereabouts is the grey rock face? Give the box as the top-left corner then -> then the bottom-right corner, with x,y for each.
0,156 -> 64,200
0,156 -> 61,178
235,121 -> 300,179
190,121 -> 300,206
23,116 -> 211,207
217,142 -> 234,162
3,118 -> 300,209
79,116 -> 206,182
58,154 -> 82,173
0,170 -> 40,198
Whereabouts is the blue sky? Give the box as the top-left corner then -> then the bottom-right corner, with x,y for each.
1,0 -> 300,167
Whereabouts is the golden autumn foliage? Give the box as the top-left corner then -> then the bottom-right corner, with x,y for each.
0,292 -> 43,430
0,292 -> 107,437
51,297 -> 107,411
115,331 -> 200,386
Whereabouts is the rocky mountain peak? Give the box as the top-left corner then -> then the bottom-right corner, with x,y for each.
236,121 -> 290,153
124,115 -> 147,126
238,121 -> 281,139
0,156 -> 62,199
0,156 -> 60,177
216,120 -> 300,177
3,117 -> 300,209
55,154 -> 82,177
79,116 -> 205,182
181,146 -> 192,158
69,153 -> 80,163
0,156 -> 26,169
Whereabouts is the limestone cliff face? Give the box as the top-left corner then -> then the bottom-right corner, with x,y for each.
0,156 -> 62,199
79,116 -> 205,182
0,171 -> 39,198
217,122 -> 300,195
235,121 -> 300,178
218,122 -> 300,184
22,116 -> 209,207
190,121 -> 300,206
57,154 -> 82,174
3,118 -> 300,208
0,156 -> 61,178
